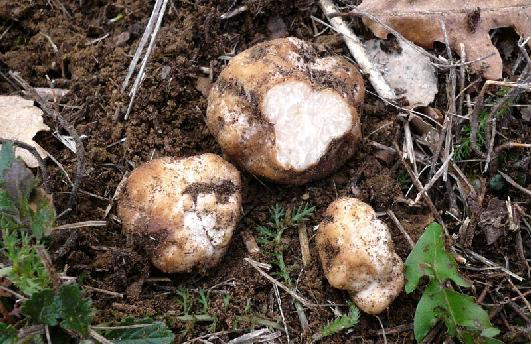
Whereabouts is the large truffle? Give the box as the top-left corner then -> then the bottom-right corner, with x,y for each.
117,154 -> 241,273
316,198 -> 404,314
207,37 -> 365,184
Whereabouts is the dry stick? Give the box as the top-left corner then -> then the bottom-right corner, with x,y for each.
507,302 -> 531,324
459,247 -> 523,281
414,153 -> 454,204
8,72 -> 85,209
498,171 -> 531,198
386,210 -> 414,249
36,247 -> 60,290
0,138 -> 49,191
123,0 -> 170,120
484,73 -> 531,172
273,284 -> 290,343
53,220 -> 107,230
318,0 -> 396,100
393,142 -> 447,235
507,279 -> 531,314
244,257 -> 314,307
89,328 -> 113,344
0,285 -> 27,300
121,0 -> 164,92
457,43 -> 466,122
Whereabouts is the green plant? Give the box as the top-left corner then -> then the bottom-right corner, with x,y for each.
0,141 -> 174,343
198,288 -> 210,314
255,203 -> 314,287
222,293 -> 231,309
176,287 -> 191,316
94,317 -> 174,344
405,222 -> 501,343
315,302 -> 360,340
455,99 -> 510,161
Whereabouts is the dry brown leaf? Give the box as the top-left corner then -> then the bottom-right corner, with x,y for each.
358,0 -> 531,80
0,95 -> 49,167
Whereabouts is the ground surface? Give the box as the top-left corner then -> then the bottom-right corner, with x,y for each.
1,0 -> 529,343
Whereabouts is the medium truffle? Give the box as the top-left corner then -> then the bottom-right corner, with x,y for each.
117,154 -> 241,273
316,198 -> 404,314
207,37 -> 365,184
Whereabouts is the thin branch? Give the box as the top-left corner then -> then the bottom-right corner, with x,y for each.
244,257 -> 314,307
498,171 -> 531,198
317,0 -> 396,99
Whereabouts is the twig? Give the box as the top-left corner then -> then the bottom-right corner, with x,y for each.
122,0 -> 170,120
89,328 -> 113,344
220,5 -> 248,20
298,223 -> 311,267
227,328 -> 282,344
459,247 -> 523,281
53,220 -> 107,230
414,153 -> 454,204
386,210 -> 414,249
484,73 -> 531,172
393,142 -> 447,234
273,284 -> 290,343
244,257 -> 314,307
507,279 -> 531,315
0,285 -> 27,300
375,316 -> 388,344
103,172 -> 129,218
498,171 -> 531,198
83,285 -> 123,299
8,71 -> 85,210
317,0 -> 396,100
0,138 -> 49,192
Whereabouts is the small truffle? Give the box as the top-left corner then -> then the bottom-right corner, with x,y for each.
207,37 -> 365,184
316,198 -> 404,314
117,154 -> 241,273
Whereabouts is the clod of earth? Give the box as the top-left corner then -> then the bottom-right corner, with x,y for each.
358,0 -> 531,80
207,37 -> 365,185
117,153 -> 241,273
316,198 -> 404,314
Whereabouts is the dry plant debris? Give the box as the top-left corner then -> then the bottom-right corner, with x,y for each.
364,38 -> 438,106
0,95 -> 49,168
358,0 -> 531,79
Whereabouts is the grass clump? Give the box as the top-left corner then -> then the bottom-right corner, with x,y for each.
255,203 -> 314,287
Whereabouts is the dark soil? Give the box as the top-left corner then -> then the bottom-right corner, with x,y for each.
1,1 -> 529,343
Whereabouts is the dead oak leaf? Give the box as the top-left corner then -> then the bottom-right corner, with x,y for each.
358,0 -> 531,80
0,95 -> 49,168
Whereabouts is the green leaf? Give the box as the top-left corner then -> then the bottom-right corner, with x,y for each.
0,323 -> 17,344
97,317 -> 175,344
320,302 -> 360,338
55,284 -> 93,337
404,222 -> 468,293
21,288 -> 60,326
407,222 -> 501,344
0,141 -> 15,179
413,281 -> 442,341
1,230 -> 50,296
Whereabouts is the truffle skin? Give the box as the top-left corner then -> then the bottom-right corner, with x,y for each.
117,154 -> 241,273
316,198 -> 404,314
207,37 -> 365,185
